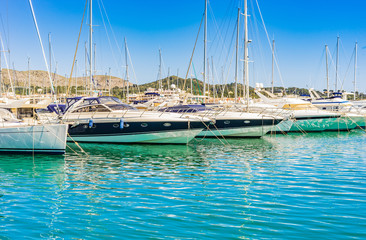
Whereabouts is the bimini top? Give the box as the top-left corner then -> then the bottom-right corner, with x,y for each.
65,96 -> 136,112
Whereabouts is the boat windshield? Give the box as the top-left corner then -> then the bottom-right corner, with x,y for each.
98,96 -> 123,105
107,104 -> 137,111
72,104 -> 112,113
66,97 -> 137,112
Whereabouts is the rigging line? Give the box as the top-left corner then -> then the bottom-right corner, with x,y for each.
0,31 -> 14,95
340,48 -> 355,91
99,0 -> 122,59
209,11 -> 236,70
254,0 -> 286,94
28,0 -> 55,96
126,44 -> 140,94
220,17 -> 237,74
191,62 -> 202,95
66,0 -> 87,96
338,38 -> 351,91
0,14 -> 9,49
250,8 -> 269,86
207,0 -> 234,59
218,18 -> 237,82
182,13 -> 204,91
221,43 -> 236,99
6,0 -> 9,51
209,0 -> 235,50
307,46 -> 325,89
160,50 -> 167,81
49,41 -> 57,73
96,0 -> 120,71
327,50 -> 337,78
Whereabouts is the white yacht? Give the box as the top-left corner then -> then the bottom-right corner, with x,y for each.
254,88 -> 357,132
307,90 -> 365,129
61,96 -> 210,144
157,104 -> 283,138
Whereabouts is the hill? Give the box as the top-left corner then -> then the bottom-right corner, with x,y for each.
0,69 -> 132,89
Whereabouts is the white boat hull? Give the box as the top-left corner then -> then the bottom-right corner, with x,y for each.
0,124 -> 68,154
197,125 -> 274,138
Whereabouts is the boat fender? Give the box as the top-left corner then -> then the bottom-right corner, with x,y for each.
120,118 -> 124,129
88,119 -> 93,128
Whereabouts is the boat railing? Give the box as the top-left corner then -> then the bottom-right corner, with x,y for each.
64,110 -> 131,122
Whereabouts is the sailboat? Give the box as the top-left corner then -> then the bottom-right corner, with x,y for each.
0,0 -> 68,154
0,108 -> 67,154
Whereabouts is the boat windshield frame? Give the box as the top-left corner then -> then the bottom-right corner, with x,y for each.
65,96 -> 137,112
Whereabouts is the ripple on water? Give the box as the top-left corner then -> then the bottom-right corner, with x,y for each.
0,131 -> 365,239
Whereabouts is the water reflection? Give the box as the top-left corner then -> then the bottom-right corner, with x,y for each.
0,130 -> 364,239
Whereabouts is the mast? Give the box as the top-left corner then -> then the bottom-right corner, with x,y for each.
325,45 -> 329,98
203,0 -> 207,98
335,36 -> 339,92
234,8 -> 240,103
176,69 -> 179,88
28,57 -> 30,95
54,62 -> 58,96
167,67 -> 170,89
0,45 -> 2,96
93,43 -> 96,87
211,56 -> 215,100
109,67 -> 111,96
48,33 -> 52,77
85,41 -> 87,94
0,33 -> 14,96
243,0 -> 249,111
354,42 -> 357,100
271,40 -> 275,94
124,38 -> 129,100
75,60 -> 77,95
158,48 -> 162,90
207,57 -> 210,97
89,0 -> 93,93
190,66 -> 193,95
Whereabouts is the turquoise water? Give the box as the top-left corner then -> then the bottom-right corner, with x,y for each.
0,131 -> 365,239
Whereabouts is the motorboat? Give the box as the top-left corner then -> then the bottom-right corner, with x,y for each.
158,104 -> 283,138
60,96 -> 211,144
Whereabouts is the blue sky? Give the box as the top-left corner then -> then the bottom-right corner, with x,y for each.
1,0 -> 366,93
